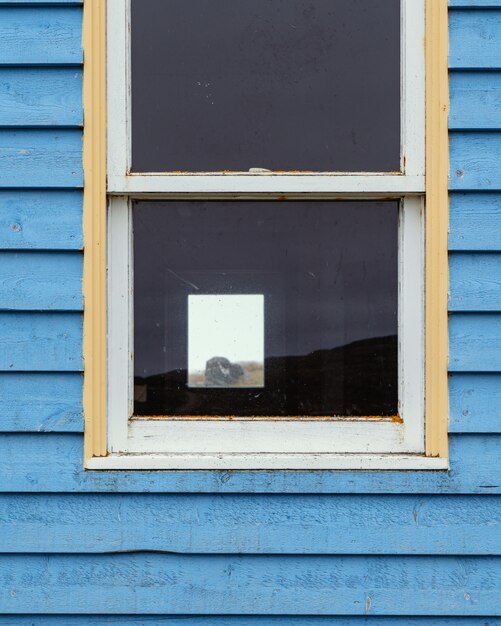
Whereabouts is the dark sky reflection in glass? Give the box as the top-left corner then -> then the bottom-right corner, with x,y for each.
131,0 -> 401,172
133,201 -> 398,417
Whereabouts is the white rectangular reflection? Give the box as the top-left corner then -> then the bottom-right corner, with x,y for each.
188,294 -> 264,388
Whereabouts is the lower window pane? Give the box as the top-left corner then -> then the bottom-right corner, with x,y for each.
133,201 -> 398,417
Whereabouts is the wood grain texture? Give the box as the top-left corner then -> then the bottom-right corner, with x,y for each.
450,132 -> 501,190
0,251 -> 82,310
0,312 -> 82,371
0,68 -> 82,126
425,0 -> 449,458
0,130 -> 82,188
450,373 -> 501,432
449,313 -> 501,371
450,71 -> 501,129
0,1 -> 82,4
449,9 -> 501,69
0,433 -> 499,493
449,253 -> 501,311
449,192 -> 501,250
82,0 -> 107,459
450,1 -> 501,6
0,372 -> 82,432
0,615 -> 494,626
448,0 -> 501,9
0,7 -> 81,65
1,553 -> 500,615
0,190 -> 82,250
1,493 -> 499,555
0,615 -> 501,626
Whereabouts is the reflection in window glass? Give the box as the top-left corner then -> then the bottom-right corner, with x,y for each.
188,295 -> 265,388
133,201 -> 398,417
131,0 -> 400,172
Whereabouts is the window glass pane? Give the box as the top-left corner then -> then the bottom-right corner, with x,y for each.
133,201 -> 398,417
131,0 -> 400,172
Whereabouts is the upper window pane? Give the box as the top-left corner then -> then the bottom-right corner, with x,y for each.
131,0 -> 401,173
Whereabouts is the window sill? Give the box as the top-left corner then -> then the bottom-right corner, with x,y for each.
86,453 -> 449,471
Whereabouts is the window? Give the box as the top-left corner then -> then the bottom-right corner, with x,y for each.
83,0 -> 449,470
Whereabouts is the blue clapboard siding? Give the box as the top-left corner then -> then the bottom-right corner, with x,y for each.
449,313 -> 501,371
0,68 -> 82,127
0,3 -> 499,624
1,493 -> 499,554
450,9 -> 501,69
1,554 -> 500,615
0,130 -> 82,188
450,72 -> 501,129
0,7 -> 82,65
0,372 -> 82,432
450,132 -> 501,190
0,615 -> 501,626
0,312 -> 82,371
0,1 -> 82,5
450,373 -> 501,432
451,0 -> 501,5
449,253 -> 501,311
0,190 -> 82,250
0,252 -> 82,310
4,595 -> 490,622
0,433 -> 500,494
449,193 -> 501,250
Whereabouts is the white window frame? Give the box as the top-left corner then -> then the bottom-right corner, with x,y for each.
88,0 -> 448,471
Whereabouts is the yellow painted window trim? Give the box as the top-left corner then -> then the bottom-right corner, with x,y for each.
83,0 -> 449,463
425,0 -> 449,458
83,0 -> 107,459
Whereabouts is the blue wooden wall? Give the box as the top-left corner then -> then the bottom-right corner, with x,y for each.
0,0 -> 500,622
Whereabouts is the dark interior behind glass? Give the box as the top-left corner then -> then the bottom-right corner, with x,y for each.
133,201 -> 398,417
131,0 -> 400,172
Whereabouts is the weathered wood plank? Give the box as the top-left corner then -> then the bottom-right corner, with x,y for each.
449,10 -> 501,69
1,493 -> 499,555
449,313 -> 501,371
450,373 -> 501,433
450,72 -> 501,129
0,372 -> 82,431
0,616 -> 474,625
0,190 -> 82,250
0,68 -> 82,126
1,553 -> 500,614
450,132 -> 501,191
0,433 -> 499,493
0,7 -> 81,65
0,1 -> 82,4
449,253 -> 501,311
0,130 -> 82,188
0,251 -> 82,310
450,1 -> 501,6
0,312 -> 82,371
449,192 -> 501,251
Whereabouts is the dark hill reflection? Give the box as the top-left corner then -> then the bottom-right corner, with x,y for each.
134,335 -> 397,417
